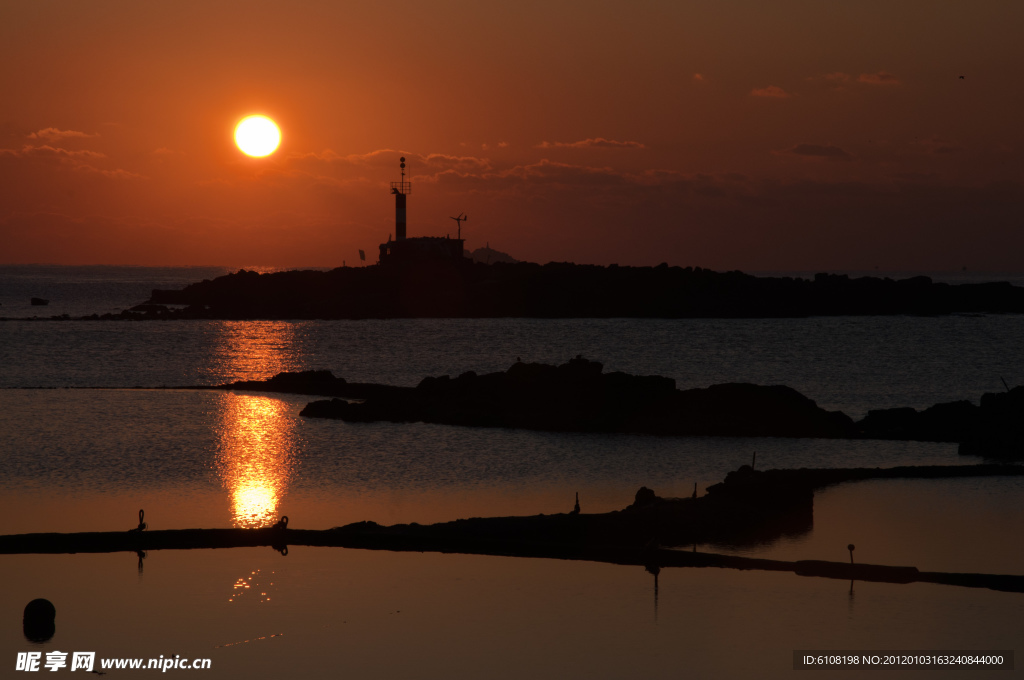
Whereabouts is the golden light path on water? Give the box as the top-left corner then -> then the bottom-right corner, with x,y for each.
217,393 -> 297,528
214,323 -> 302,529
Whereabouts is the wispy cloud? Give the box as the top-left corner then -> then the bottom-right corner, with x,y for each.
750,85 -> 790,98
27,128 -> 100,142
536,138 -> 646,149
6,144 -> 106,160
0,144 -> 142,177
291,149 -> 491,172
857,71 -> 901,86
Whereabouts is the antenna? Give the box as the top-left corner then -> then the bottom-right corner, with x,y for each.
390,157 -> 411,195
449,212 -> 467,240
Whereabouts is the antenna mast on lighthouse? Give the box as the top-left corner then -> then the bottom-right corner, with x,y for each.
449,213 -> 467,241
390,156 -> 411,241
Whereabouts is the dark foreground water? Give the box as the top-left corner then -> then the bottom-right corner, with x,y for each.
1,266 -> 1022,678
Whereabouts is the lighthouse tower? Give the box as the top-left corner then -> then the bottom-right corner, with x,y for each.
378,156 -> 465,265
391,157 -> 411,241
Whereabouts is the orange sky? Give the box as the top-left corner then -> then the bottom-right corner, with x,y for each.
2,0 -> 1022,270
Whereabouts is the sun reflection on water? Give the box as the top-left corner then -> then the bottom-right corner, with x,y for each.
216,394 -> 297,528
212,322 -> 302,529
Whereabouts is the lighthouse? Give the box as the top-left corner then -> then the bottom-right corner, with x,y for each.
378,156 -> 466,266
391,156 -> 410,241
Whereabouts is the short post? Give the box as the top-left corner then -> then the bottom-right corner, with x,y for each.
848,543 -> 856,564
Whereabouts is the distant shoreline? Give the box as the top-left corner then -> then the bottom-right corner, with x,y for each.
4,263 -> 1024,321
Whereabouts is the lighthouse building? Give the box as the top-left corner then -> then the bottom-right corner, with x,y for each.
378,157 -> 466,265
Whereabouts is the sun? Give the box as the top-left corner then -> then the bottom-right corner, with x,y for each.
234,115 -> 281,157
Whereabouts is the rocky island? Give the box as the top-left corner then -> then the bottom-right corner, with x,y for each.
130,264 -> 1024,320
297,356 -> 853,438
204,358 -> 1024,458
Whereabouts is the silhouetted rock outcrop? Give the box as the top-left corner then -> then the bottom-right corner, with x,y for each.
299,357 -> 854,438
959,387 -> 1024,459
214,370 -> 411,401
197,364 -> 1022,453
466,246 -> 517,264
137,264 -> 1024,320
224,370 -> 348,395
856,385 -> 1024,459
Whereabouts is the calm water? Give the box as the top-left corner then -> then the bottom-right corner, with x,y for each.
1,266 -> 1022,679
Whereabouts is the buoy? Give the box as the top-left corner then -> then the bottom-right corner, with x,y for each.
23,599 -> 56,643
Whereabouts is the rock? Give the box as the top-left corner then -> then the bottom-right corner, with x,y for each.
222,370 -> 347,396
859,401 -> 980,442
140,265 -> 1024,320
959,386 -> 1024,459
128,303 -> 169,314
632,487 -> 658,508
301,357 -> 855,438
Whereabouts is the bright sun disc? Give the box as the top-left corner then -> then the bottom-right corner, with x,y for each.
234,115 -> 281,157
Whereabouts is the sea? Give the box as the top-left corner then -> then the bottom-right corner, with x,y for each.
1,264 -> 1022,679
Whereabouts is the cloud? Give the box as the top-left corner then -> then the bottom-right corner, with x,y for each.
8,144 -> 106,160
693,73 -> 705,82
290,148 -> 491,172
497,142 -> 508,148
779,144 -> 853,161
27,128 -> 100,141
857,71 -> 901,86
0,143 -> 142,178
535,138 -> 646,149
750,85 -> 790,98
